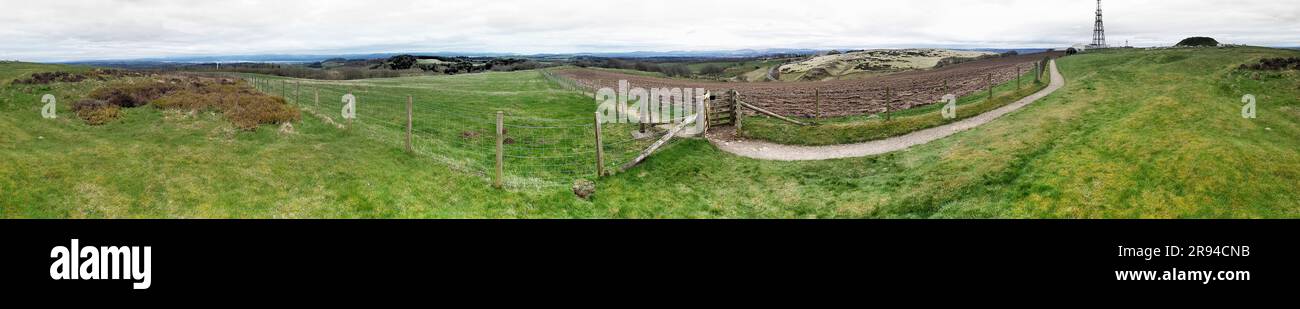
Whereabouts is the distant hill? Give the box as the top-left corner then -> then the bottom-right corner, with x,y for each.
64,52 -> 517,64
775,49 -> 995,81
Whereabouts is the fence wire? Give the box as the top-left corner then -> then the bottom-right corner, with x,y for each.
224,71 -> 678,191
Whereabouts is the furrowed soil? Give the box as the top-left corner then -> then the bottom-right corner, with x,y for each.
556,52 -> 1062,117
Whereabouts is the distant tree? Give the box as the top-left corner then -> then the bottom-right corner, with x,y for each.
1176,37 -> 1220,47
634,61 -> 657,72
1066,48 -> 1078,55
699,64 -> 725,75
1000,50 -> 1019,57
607,59 -> 629,69
387,55 -> 419,70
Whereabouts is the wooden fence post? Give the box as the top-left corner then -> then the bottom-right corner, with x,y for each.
639,100 -> 648,133
986,73 -> 993,101
1016,67 -> 1021,90
495,111 -> 504,189
405,95 -> 413,154
1035,61 -> 1043,83
732,91 -> 743,131
347,90 -> 354,129
594,112 -> 605,177
814,89 -> 821,118
884,87 -> 892,121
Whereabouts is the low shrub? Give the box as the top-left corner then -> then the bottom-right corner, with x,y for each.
89,81 -> 182,107
71,99 -> 122,125
1239,57 -> 1300,71
14,69 -> 146,85
16,72 -> 86,84
151,82 -> 300,130
85,76 -> 300,130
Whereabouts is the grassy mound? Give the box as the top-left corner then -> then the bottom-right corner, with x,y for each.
1176,37 -> 1220,47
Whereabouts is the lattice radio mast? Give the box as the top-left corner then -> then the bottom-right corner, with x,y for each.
1091,0 -> 1107,48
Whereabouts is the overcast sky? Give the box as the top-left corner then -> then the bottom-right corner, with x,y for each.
1,0 -> 1297,62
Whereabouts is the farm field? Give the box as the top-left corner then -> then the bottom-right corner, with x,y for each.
1,47 -> 1297,218
557,52 -> 1059,118
739,66 -> 1049,145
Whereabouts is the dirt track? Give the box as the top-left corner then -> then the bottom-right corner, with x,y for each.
556,52 -> 1062,117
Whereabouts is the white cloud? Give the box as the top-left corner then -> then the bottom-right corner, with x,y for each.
0,0 -> 1296,61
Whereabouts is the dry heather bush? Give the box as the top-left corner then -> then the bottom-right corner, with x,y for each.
71,99 -> 122,125
15,72 -> 86,84
84,77 -> 300,130
89,82 -> 183,107
151,81 -> 300,130
14,69 -> 144,85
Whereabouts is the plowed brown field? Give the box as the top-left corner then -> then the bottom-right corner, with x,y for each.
555,52 -> 1063,117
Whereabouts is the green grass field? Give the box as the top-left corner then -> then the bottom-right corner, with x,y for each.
2,47 -> 1297,218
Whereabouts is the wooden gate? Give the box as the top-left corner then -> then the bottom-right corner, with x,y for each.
707,90 -> 738,128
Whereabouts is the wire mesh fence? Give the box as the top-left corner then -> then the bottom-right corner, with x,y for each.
214,58 -> 1044,191
216,71 -> 669,191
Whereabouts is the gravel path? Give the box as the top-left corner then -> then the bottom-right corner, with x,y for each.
708,60 -> 1064,161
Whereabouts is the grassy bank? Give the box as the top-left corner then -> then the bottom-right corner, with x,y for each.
740,68 -> 1048,145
